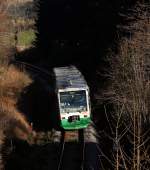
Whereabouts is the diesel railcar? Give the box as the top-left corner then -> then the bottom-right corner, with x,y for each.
54,66 -> 91,130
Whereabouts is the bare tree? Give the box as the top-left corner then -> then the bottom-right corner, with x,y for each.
100,3 -> 150,170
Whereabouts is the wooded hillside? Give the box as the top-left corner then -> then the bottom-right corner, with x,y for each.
0,0 -> 149,169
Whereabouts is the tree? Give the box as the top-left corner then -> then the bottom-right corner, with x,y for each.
101,3 -> 150,169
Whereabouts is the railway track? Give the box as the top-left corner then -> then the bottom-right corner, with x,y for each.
6,124 -> 99,170
58,130 -> 85,170
57,124 -> 100,170
11,60 -> 53,85
8,61 -> 100,170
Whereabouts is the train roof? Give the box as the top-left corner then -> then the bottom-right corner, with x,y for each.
54,66 -> 88,90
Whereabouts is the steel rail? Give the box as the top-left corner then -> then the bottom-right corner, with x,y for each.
57,131 -> 65,170
10,60 -> 53,77
57,130 -> 85,170
79,129 -> 85,170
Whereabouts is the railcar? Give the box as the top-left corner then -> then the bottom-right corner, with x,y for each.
54,66 -> 91,130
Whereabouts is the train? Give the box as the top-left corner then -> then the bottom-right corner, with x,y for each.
54,66 -> 91,130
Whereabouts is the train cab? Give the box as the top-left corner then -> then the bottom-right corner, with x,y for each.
54,66 -> 91,129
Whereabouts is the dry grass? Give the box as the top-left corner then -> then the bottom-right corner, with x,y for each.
0,1 -> 37,168
0,66 -> 32,100
0,131 -> 5,170
0,0 -> 17,66
0,66 -> 35,169
0,0 -> 35,142
0,66 -> 33,140
0,0 -> 35,64
0,97 -> 32,140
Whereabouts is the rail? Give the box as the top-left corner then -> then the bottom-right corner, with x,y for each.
11,60 -> 53,78
57,130 -> 85,170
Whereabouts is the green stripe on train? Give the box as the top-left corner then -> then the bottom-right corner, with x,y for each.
61,117 -> 91,130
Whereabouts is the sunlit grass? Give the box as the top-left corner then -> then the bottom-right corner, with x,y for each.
17,29 -> 35,46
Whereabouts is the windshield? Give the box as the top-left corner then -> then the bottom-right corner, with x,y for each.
59,90 -> 88,113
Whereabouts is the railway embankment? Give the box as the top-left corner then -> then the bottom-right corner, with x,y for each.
6,123 -> 99,170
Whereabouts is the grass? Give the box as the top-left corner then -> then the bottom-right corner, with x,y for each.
17,29 -> 35,47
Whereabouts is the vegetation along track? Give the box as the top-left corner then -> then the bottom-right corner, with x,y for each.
6,123 -> 99,170
58,124 -> 100,170
7,61 -> 100,170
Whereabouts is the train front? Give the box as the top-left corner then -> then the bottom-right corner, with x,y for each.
58,89 -> 91,130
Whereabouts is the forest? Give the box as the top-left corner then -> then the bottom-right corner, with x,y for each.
0,0 -> 150,169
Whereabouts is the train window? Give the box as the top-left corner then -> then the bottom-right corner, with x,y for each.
59,90 -> 88,113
